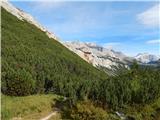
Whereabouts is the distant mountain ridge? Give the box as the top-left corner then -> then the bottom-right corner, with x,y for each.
135,53 -> 159,64
64,41 -> 159,70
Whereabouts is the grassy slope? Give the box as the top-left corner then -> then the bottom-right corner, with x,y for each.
1,94 -> 62,120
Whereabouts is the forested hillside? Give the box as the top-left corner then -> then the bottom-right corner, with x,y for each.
1,8 -> 107,97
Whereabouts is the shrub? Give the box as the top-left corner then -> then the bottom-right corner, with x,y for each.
70,101 -> 108,120
4,69 -> 35,96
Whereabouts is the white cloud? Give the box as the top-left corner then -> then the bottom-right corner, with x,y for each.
103,42 -> 120,49
146,39 -> 160,44
31,1 -> 65,11
44,3 -> 113,34
137,4 -> 160,27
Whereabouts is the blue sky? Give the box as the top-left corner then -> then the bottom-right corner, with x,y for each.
11,1 -> 160,56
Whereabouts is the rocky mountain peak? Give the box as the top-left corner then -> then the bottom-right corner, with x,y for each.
135,53 -> 159,63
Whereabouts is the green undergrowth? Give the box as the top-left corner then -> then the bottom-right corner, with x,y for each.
54,98 -> 160,120
122,97 -> 160,120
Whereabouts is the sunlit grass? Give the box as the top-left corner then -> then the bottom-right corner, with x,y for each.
1,94 -> 62,120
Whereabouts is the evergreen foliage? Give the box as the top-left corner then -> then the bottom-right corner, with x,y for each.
1,8 -> 107,96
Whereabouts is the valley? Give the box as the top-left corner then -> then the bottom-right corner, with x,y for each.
1,0 -> 160,120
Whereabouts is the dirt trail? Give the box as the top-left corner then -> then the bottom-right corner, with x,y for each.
40,111 -> 58,120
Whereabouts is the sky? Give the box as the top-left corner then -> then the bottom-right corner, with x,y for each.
11,0 -> 160,56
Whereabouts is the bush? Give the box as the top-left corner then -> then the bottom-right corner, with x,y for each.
70,101 -> 108,120
4,69 -> 35,96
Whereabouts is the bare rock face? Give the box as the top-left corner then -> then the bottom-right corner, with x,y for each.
64,42 -> 94,64
64,41 -> 132,69
1,0 -> 59,40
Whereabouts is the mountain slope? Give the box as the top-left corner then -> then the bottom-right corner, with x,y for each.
1,8 -> 107,96
1,0 -> 58,40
